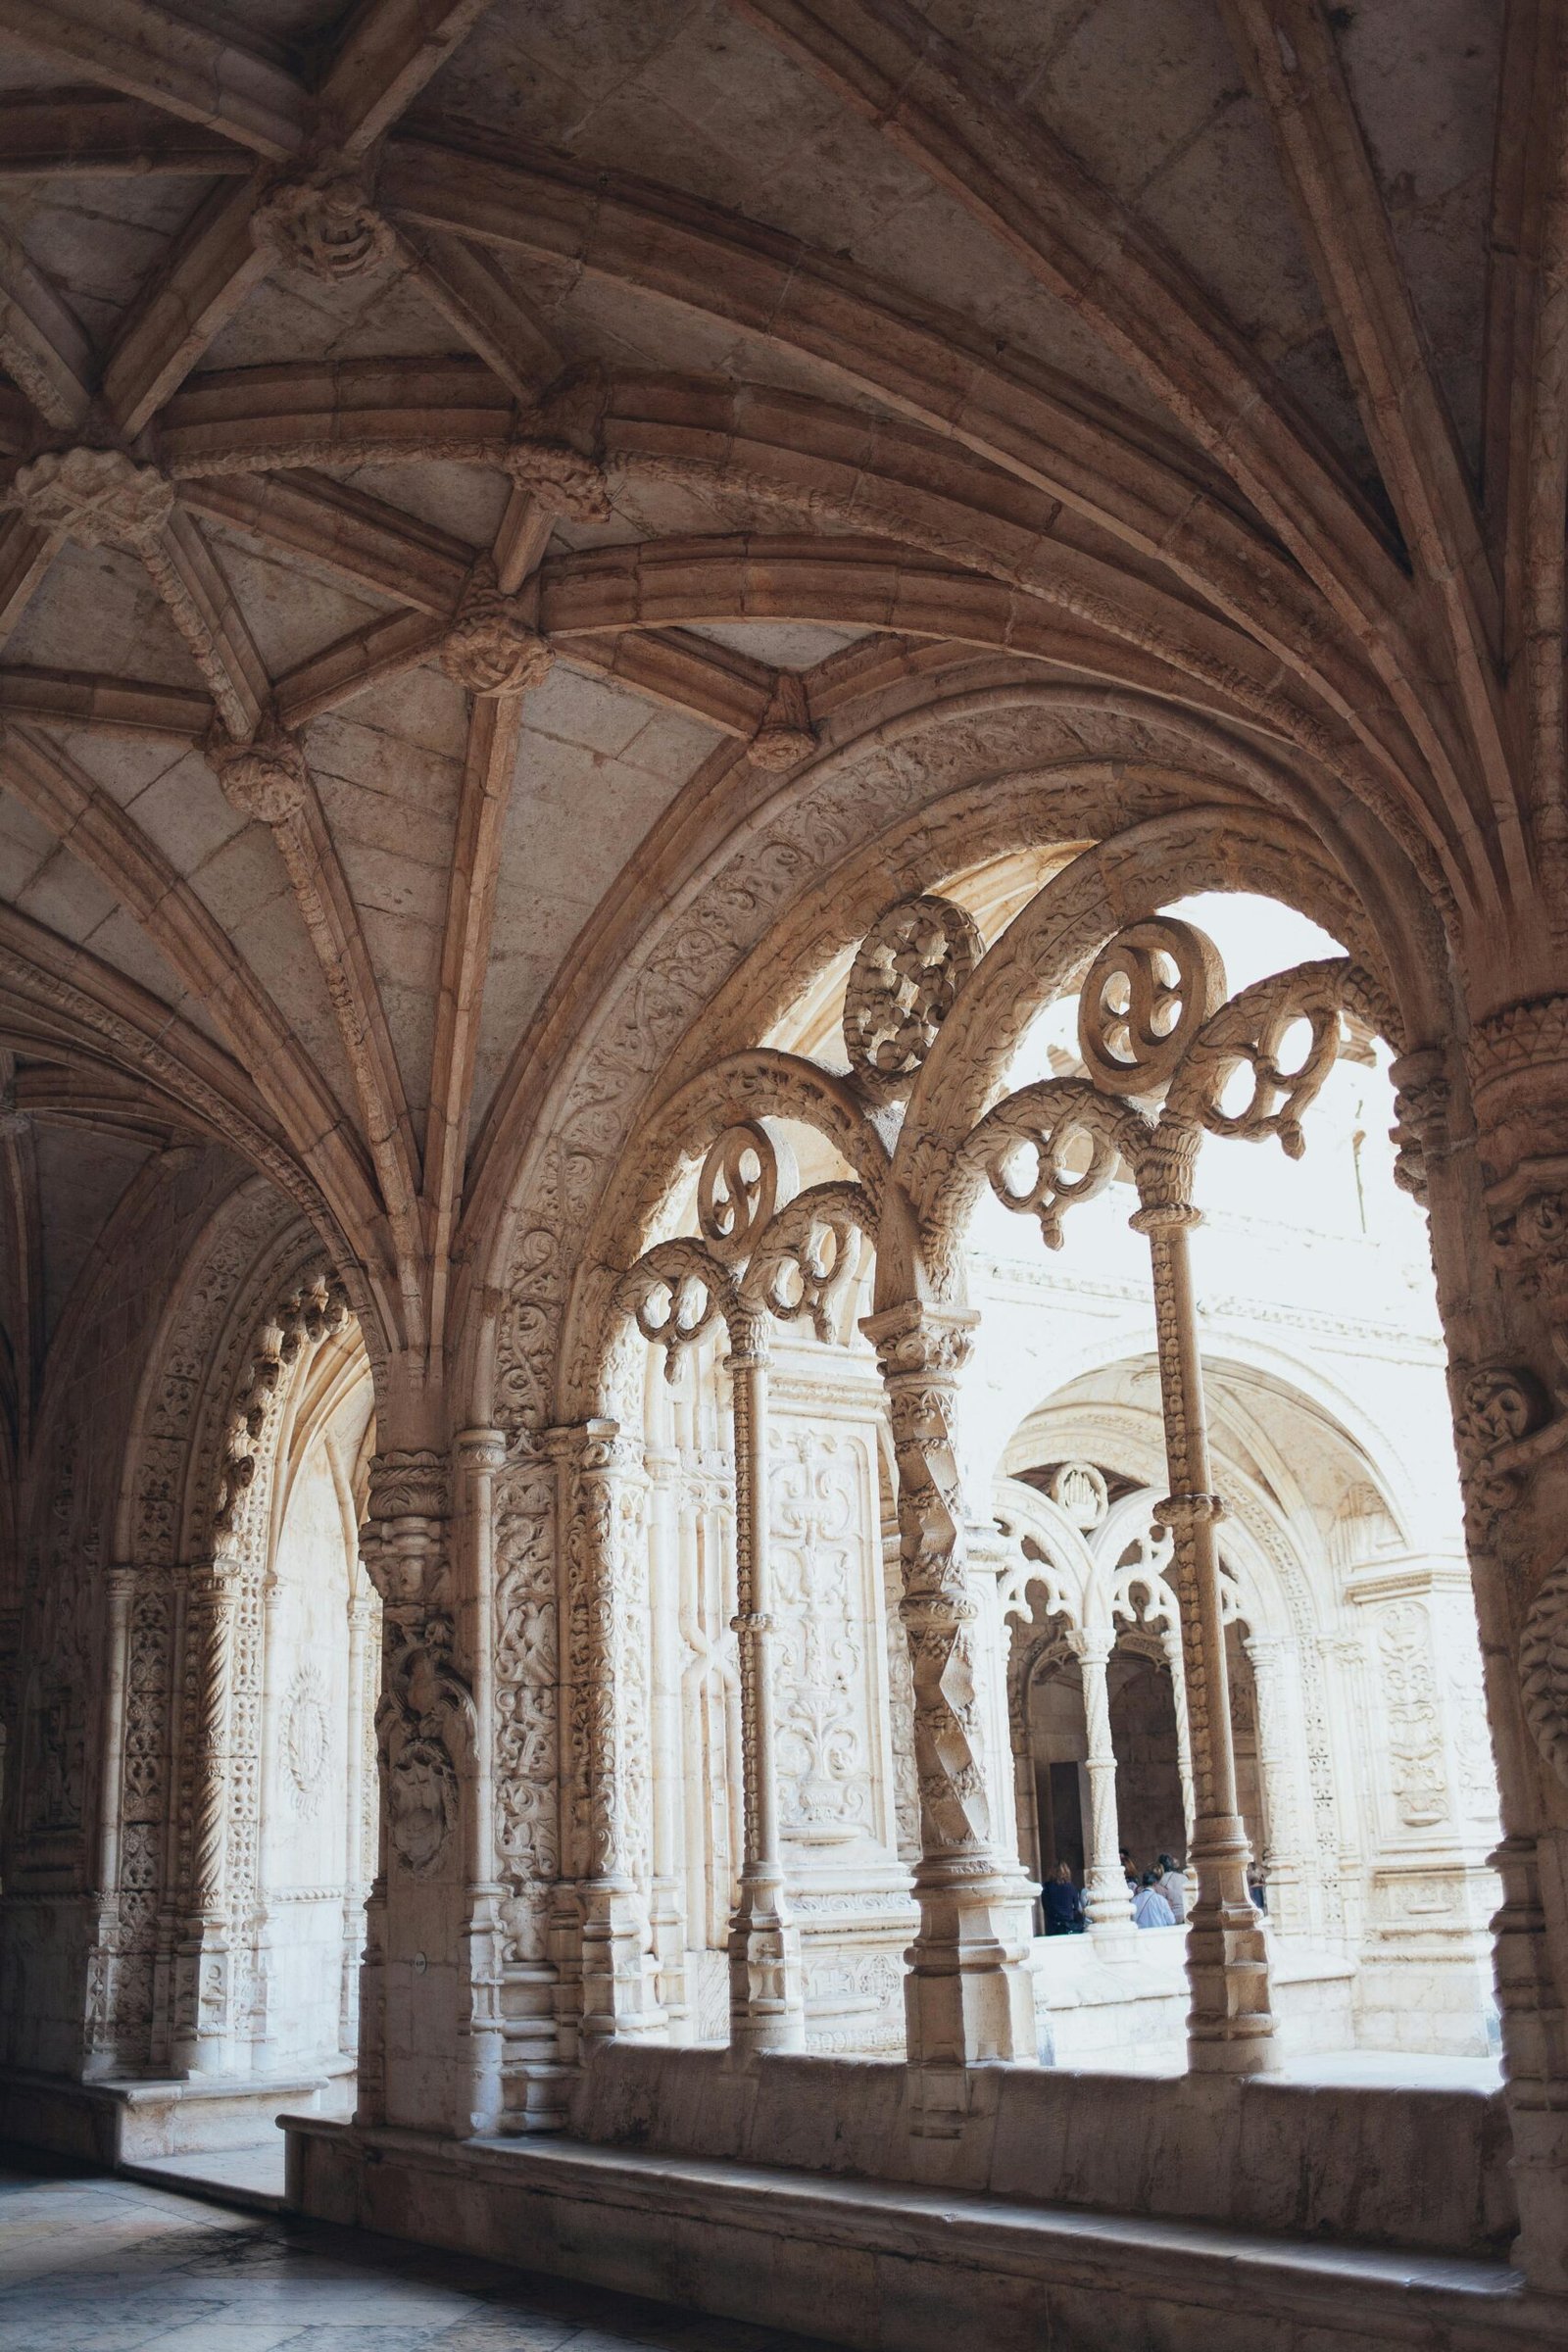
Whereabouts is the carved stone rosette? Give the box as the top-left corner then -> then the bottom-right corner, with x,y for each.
206,717 -> 311,824
862,1300 -> 1035,2092
844,894 -> 982,1105
252,167 -> 395,281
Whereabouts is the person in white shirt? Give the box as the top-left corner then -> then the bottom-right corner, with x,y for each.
1133,1871 -> 1176,1929
1156,1853 -> 1187,1924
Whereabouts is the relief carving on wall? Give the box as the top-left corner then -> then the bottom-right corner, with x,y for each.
1521,1556 -> 1568,1793
769,1428 -> 870,1839
1375,1602 -> 1450,1831
494,1470 -> 561,1897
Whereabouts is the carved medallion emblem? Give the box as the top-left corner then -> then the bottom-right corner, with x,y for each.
283,1667 -> 329,1815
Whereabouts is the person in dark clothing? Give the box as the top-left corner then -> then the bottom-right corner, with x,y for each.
1043,1860 -> 1087,1935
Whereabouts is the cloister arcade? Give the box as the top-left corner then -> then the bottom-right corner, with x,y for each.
3,10 -> 1568,2342
4,844 -> 1506,2122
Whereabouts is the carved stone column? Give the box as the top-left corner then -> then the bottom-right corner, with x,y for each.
863,1301 -> 1036,2114
645,1446 -> 691,2039
723,1313 -> 806,2056
455,1428 -> 508,2135
543,1421 -> 662,2052
1073,1631 -> 1136,1938
1135,1201 -> 1275,2072
1412,1008 -> 1568,2287
1159,1619 -> 1199,1896
170,1561 -> 243,2076
358,1448 -> 474,2134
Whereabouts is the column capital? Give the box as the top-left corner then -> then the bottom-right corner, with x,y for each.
367,1446 -> 449,1522
540,1416 -> 636,1478
860,1298 -> 978,1383
455,1427 -> 508,1477
1069,1625 -> 1115,1669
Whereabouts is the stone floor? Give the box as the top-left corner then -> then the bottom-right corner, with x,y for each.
0,2144 -> 857,2350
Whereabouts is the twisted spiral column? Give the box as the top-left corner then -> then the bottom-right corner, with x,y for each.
864,1301 -> 1036,2110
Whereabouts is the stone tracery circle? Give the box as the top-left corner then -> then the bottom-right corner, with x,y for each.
843,894 -> 982,1099
698,1121 -> 778,1259
1078,916 -> 1226,1097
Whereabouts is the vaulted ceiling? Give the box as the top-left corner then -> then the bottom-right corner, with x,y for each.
0,0 -> 1553,1419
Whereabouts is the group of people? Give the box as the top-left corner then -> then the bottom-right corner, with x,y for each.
1042,1851 -> 1189,1934
1043,1849 -> 1268,1935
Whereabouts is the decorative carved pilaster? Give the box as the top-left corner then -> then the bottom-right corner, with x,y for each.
454,1427 -> 508,2135
542,1421 -> 661,2053
863,1300 -> 1035,2099
168,1561 -> 243,2074
357,1446 -> 475,2131
644,1446 -> 690,2039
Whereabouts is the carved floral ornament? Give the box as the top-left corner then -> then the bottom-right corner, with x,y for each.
206,717 -> 310,824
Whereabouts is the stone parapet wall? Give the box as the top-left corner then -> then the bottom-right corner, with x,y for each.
566,2041 -> 1515,2259
287,2117 -> 1557,2352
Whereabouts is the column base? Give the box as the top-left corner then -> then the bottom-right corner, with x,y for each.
579,1881 -> 664,2047
726,1880 -> 806,2056
906,1860 -> 1038,2074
